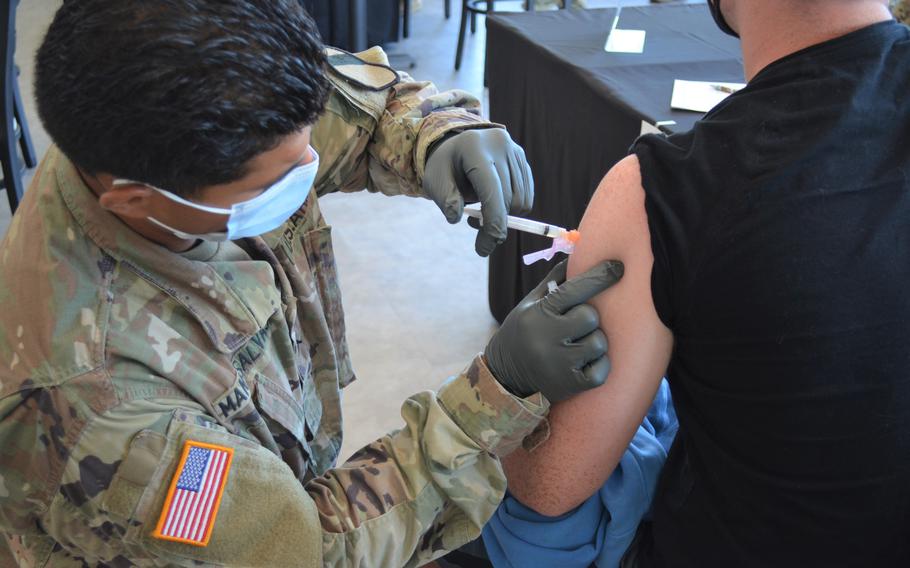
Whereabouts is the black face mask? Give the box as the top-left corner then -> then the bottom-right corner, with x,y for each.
708,0 -> 740,38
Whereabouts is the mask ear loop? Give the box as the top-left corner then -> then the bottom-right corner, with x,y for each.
112,179 -> 233,216
110,179 -> 231,242
143,216 -> 228,242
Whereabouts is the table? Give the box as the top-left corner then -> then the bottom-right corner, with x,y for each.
485,5 -> 744,322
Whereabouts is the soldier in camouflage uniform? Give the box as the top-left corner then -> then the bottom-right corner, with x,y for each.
0,1 -> 622,566
893,0 -> 910,25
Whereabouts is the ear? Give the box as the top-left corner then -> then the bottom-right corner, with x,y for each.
98,184 -> 157,219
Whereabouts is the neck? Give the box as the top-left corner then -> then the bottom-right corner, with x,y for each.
739,0 -> 893,81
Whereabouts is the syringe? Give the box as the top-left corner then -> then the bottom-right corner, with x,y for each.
463,205 -> 575,240
463,205 -> 581,265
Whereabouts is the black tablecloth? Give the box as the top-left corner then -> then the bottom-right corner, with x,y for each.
485,5 -> 744,322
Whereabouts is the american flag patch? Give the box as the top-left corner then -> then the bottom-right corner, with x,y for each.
152,441 -> 234,547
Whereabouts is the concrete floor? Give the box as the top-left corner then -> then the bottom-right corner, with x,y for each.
5,0 -> 703,460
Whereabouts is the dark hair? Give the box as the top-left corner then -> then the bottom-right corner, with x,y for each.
35,0 -> 330,196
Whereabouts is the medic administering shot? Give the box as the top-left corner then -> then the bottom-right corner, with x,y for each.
0,1 -> 621,566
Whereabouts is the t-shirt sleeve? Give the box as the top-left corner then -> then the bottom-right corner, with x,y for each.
631,134 -> 688,329
630,130 -> 728,331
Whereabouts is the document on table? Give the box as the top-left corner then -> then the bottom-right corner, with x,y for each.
605,29 -> 647,53
603,6 -> 646,54
670,79 -> 746,113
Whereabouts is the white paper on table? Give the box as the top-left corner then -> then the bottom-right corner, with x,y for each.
640,121 -> 663,136
670,79 -> 746,113
604,29 -> 647,53
640,120 -> 676,136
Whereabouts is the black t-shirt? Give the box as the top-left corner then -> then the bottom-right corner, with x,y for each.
632,21 -> 910,567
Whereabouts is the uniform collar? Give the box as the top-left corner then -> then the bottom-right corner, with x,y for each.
53,147 -> 278,353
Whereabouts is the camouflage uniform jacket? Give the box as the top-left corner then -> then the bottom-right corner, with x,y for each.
0,47 -> 548,567
894,0 -> 910,26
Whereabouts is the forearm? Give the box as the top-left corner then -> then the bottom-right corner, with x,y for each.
310,357 -> 548,567
312,53 -> 498,198
366,73 -> 496,197
502,366 -> 663,517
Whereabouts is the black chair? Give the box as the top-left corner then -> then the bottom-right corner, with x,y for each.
403,0 -> 411,38
455,0 -> 566,70
400,0 -> 452,39
401,0 -> 450,41
1,0 -> 37,215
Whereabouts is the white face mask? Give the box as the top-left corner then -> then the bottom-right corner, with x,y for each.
113,147 -> 320,241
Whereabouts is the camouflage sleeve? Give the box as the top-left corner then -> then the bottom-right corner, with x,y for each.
893,0 -> 910,25
314,356 -> 548,567
23,358 -> 546,567
312,46 -> 502,199
29,400 -> 326,567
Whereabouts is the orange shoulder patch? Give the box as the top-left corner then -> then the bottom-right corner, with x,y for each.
152,440 -> 234,547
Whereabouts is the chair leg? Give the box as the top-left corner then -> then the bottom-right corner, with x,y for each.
2,0 -> 23,214
402,0 -> 411,38
455,0 -> 470,70
445,0 -> 451,19
470,10 -> 476,34
326,0 -> 337,47
13,78 -> 35,169
1,107 -> 23,214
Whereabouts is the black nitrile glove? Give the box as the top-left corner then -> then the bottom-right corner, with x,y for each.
424,129 -> 533,257
485,259 -> 624,402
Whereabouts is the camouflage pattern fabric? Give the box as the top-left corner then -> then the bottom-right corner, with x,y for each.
0,46 -> 547,567
894,0 -> 910,25
314,46 -> 499,198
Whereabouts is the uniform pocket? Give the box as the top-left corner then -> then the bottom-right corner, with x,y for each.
253,374 -> 318,479
253,375 -> 312,447
301,225 -> 355,387
102,429 -> 168,526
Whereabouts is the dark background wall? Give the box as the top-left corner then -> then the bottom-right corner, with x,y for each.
301,0 -> 401,51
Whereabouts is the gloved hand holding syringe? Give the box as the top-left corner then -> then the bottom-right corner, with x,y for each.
463,204 -> 581,265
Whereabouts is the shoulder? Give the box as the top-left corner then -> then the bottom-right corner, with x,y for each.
0,170 -> 112,394
577,155 -> 648,257
322,47 -> 400,120
570,153 -> 669,338
0,374 -> 128,534
325,46 -> 399,91
39,401 -> 315,566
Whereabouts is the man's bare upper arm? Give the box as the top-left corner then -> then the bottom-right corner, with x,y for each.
502,155 -> 674,516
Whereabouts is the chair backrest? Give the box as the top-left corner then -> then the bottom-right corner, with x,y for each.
0,0 -> 22,213
0,1 -> 16,139
0,0 -> 16,123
